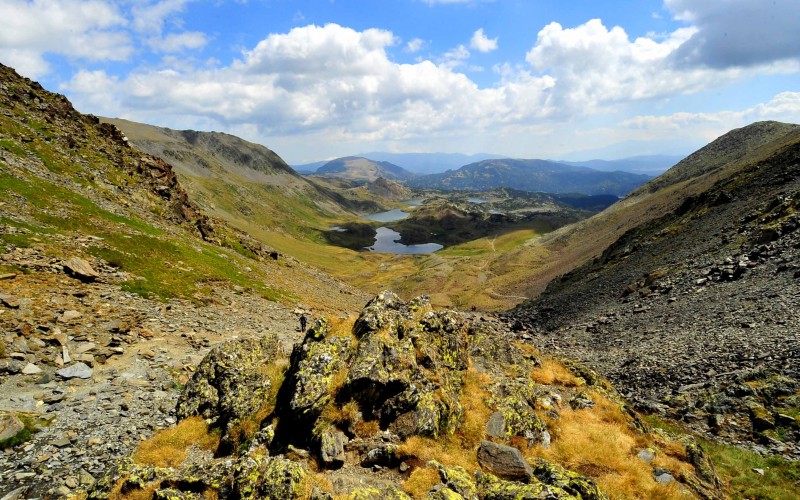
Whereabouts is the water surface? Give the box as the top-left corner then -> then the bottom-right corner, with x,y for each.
363,209 -> 409,222
365,227 -> 442,254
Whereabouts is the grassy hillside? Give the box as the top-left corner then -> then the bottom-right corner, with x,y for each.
0,64 -> 366,313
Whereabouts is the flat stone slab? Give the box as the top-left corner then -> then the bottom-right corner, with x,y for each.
57,362 -> 93,380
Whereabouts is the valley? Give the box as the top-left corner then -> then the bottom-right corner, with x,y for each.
1,63 -> 799,500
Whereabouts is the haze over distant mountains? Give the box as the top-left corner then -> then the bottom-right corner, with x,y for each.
295,152 -> 683,177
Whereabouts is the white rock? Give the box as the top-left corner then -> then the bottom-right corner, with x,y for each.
22,363 -> 43,375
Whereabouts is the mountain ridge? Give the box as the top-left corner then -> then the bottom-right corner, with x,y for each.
408,158 -> 651,196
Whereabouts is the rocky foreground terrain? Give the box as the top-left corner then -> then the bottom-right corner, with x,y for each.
510,122 -> 800,459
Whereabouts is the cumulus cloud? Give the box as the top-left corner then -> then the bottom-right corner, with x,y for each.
523,18 -> 763,115
0,0 -> 131,78
665,0 -> 800,68
470,28 -> 497,52
622,91 -> 800,132
405,38 -> 426,53
64,23 -> 555,144
47,14 -> 798,161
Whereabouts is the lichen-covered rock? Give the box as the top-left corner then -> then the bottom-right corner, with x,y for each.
341,294 -> 468,438
153,488 -> 203,500
318,426 -> 347,468
531,459 -> 608,499
175,334 -> 279,446
230,453 -> 308,500
431,460 -> 478,500
352,291 -> 407,338
476,471 -> 569,499
284,319 -> 354,416
350,485 -> 412,499
683,441 -> 724,499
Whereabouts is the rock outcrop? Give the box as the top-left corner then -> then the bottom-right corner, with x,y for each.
88,293 -> 721,499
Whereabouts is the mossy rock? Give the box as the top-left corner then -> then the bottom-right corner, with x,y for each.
531,459 -> 608,499
230,453 -> 308,500
476,471 -> 569,499
175,334 -> 279,447
430,460 -> 478,500
350,486 -> 412,499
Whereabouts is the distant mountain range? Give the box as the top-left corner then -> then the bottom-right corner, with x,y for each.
312,156 -> 415,182
407,158 -> 651,196
558,154 -> 684,175
295,153 -> 683,177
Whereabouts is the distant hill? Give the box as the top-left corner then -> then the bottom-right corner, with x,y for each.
313,156 -> 415,182
356,152 -> 507,175
558,154 -> 684,175
103,118 -> 368,236
408,158 -> 650,196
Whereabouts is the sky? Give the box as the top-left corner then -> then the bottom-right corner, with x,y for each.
1,0 -> 799,164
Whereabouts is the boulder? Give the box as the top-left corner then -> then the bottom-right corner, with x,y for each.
477,441 -> 534,482
230,454 -> 308,500
63,257 -> 100,282
176,335 -> 279,447
0,413 -> 25,442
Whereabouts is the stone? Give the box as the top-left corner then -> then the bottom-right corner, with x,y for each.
0,413 -> 25,441
0,487 -> 27,500
318,427 -> 347,469
637,448 -> 656,464
477,441 -> 533,482
21,363 -> 43,375
231,454 -> 308,500
62,346 -> 71,364
59,310 -> 83,322
0,293 -> 20,309
654,471 -> 675,485
752,468 -> 765,475
57,362 -> 93,379
485,411 -> 506,438
63,257 -> 100,282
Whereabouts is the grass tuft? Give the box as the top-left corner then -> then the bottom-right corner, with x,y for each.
133,416 -> 219,468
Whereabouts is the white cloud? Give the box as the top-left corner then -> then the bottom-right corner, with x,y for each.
152,31 -> 208,53
622,91 -> 800,132
131,0 -> 191,35
470,28 -> 497,53
406,38 -> 425,53
0,0 -> 131,78
54,18 -> 799,162
441,44 -> 470,68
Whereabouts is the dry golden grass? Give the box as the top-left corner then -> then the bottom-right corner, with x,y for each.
533,390 -> 686,500
402,465 -> 441,499
530,358 -> 584,387
133,416 -> 219,468
397,366 -> 490,473
326,315 -> 357,339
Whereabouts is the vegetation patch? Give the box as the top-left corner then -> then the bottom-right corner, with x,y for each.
133,416 -> 220,468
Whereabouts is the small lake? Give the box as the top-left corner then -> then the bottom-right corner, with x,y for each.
365,227 -> 443,254
363,209 -> 409,222
467,197 -> 489,204
402,198 -> 426,206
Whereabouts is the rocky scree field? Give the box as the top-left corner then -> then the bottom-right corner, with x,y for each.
509,122 -> 800,462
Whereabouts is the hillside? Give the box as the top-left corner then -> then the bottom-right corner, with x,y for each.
408,159 -> 650,196
0,63 -> 370,497
509,122 -> 800,459
102,118 -> 368,238
314,156 -> 416,182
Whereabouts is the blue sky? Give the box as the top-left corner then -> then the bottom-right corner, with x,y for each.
2,0 -> 799,164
